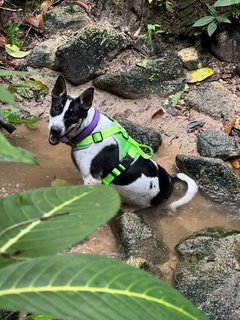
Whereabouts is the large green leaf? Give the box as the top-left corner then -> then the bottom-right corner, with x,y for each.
0,70 -> 36,77
0,254 -> 207,320
0,133 -> 37,164
214,0 -> 240,7
0,185 -> 120,266
0,85 -> 18,107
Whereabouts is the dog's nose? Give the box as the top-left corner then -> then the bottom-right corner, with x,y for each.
50,126 -> 62,136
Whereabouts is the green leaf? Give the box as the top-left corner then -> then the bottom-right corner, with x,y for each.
25,315 -> 53,320
0,109 -> 21,124
214,0 -> 240,7
0,133 -> 37,164
0,185 -> 120,266
0,255 -> 208,320
193,16 -> 215,27
216,14 -> 231,23
5,44 -> 31,58
0,85 -> 18,107
9,80 -> 49,99
136,58 -> 148,68
0,70 -> 36,77
171,91 -> 182,106
207,21 -> 217,36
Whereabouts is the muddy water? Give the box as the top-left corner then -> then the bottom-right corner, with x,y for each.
1,120 -> 240,281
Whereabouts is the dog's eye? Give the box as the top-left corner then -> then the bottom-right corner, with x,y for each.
54,105 -> 61,112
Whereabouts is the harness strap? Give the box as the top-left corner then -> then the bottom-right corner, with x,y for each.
72,120 -> 154,185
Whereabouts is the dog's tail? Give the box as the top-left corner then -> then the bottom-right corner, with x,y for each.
169,173 -> 198,211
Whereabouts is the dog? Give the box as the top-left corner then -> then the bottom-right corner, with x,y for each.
48,75 -> 198,210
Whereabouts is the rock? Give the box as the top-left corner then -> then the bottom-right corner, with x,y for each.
55,24 -> 131,84
210,29 -> 240,63
115,117 -> 162,152
175,228 -> 240,320
197,130 -> 240,160
125,257 -> 163,278
178,47 -> 203,70
27,36 -> 67,69
185,82 -> 240,120
176,154 -> 240,209
117,211 -> 169,264
93,56 -> 186,98
43,4 -> 90,32
133,35 -> 171,57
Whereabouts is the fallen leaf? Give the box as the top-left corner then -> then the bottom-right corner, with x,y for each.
73,0 -> 91,13
223,117 -> 236,135
187,119 -> 205,133
5,44 -> 31,58
39,0 -> 53,14
25,14 -> 44,30
0,33 -> 9,48
231,159 -> 240,169
151,108 -> 165,119
186,68 -> 214,83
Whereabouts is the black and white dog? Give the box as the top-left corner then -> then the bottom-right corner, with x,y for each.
49,76 -> 198,210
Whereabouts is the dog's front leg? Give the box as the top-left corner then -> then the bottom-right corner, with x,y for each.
83,174 -> 101,186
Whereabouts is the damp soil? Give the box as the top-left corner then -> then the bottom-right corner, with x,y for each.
1,119 -> 240,283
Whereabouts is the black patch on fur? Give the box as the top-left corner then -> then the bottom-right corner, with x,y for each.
90,144 -> 119,179
50,94 -> 70,117
64,98 -> 88,130
150,165 -> 173,205
150,181 -> 153,189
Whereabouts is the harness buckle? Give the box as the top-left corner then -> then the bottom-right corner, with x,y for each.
122,130 -> 129,139
92,131 -> 103,143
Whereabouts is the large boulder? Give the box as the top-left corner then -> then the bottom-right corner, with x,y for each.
116,117 -> 162,152
197,130 -> 240,160
93,56 -> 186,98
175,228 -> 240,320
175,154 -> 240,210
210,29 -> 240,63
184,82 -> 240,120
55,24 -> 131,84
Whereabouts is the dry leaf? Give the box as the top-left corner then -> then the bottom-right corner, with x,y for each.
39,0 -> 53,14
223,117 -> 237,135
25,14 -> 44,29
231,159 -> 240,169
73,0 -> 91,13
151,108 -> 165,119
186,68 -> 214,83
0,33 -> 9,48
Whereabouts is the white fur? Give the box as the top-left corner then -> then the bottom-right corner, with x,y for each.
48,99 -> 72,135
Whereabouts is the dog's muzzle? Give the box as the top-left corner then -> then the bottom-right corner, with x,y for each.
49,127 -> 63,145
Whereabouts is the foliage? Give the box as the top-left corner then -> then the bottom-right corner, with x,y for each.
0,109 -> 41,129
0,69 -> 36,107
8,79 -> 49,100
193,0 -> 240,36
147,0 -> 174,14
145,24 -> 169,45
5,44 -> 31,58
0,132 -> 37,164
0,254 -> 207,320
6,24 -> 23,48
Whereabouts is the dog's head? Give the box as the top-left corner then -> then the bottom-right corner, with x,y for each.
48,76 -> 94,145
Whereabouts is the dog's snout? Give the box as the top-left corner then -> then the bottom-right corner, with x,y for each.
50,126 -> 62,135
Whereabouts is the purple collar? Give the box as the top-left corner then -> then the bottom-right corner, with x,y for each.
62,108 -> 100,146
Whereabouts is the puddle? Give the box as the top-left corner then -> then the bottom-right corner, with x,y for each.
1,120 -> 240,280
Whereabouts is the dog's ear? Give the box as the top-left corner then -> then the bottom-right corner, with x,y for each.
52,75 -> 67,98
80,87 -> 94,110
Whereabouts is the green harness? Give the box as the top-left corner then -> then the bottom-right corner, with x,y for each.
72,120 -> 154,185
